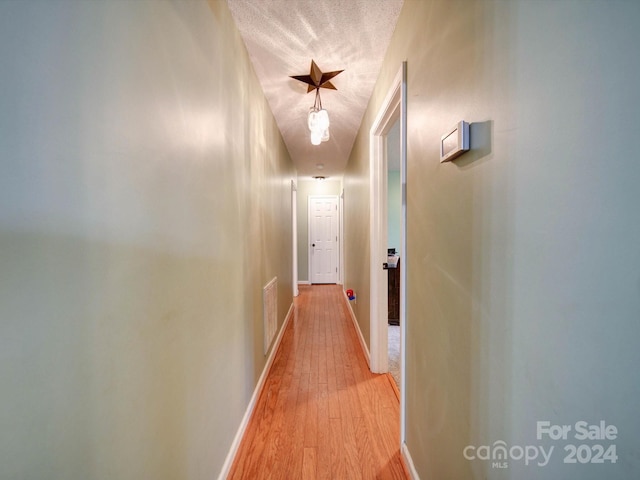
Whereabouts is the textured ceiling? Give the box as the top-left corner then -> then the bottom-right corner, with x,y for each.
226,0 -> 404,179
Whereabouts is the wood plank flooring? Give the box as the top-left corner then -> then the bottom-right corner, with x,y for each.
228,285 -> 406,479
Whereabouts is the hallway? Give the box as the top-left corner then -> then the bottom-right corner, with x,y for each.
229,285 -> 406,479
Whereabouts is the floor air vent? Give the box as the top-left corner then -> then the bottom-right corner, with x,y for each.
263,277 -> 277,354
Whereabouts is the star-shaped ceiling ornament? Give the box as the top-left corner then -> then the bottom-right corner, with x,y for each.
290,60 -> 344,93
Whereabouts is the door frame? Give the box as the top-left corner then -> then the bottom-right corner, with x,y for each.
308,194 -> 340,284
339,188 -> 345,285
291,180 -> 299,296
369,62 -> 407,440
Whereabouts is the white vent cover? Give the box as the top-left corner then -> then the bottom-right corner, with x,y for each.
263,277 -> 278,354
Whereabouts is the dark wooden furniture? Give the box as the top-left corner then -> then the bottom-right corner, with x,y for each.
388,257 -> 400,325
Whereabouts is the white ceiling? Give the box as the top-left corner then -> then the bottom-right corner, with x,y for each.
226,0 -> 404,179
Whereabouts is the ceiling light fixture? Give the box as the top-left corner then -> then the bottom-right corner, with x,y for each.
308,90 -> 329,145
290,60 -> 343,146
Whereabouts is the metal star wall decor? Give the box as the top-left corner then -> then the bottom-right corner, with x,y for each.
290,60 -> 344,93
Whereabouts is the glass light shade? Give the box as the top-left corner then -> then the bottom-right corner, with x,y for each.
317,109 -> 330,130
321,128 -> 330,142
310,130 -> 322,145
307,109 -> 318,131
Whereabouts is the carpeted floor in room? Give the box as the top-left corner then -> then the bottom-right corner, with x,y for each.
388,324 -> 400,388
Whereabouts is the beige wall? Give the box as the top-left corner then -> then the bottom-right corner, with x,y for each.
0,1 -> 294,478
343,132 -> 372,345
344,0 -> 640,478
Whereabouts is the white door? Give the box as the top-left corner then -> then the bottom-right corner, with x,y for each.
309,195 -> 339,284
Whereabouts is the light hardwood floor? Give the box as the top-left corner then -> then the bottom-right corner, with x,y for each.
228,284 -> 407,479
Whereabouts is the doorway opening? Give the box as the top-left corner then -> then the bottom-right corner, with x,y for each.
369,62 -> 407,442
386,119 -> 401,390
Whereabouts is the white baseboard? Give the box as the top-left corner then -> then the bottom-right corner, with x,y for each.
217,302 -> 295,480
298,280 -> 310,285
402,442 -> 420,479
342,290 -> 370,367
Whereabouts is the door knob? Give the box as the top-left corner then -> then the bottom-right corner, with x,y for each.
312,243 -> 316,247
